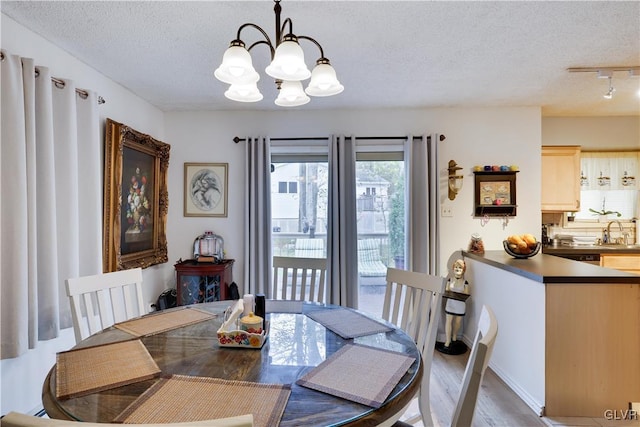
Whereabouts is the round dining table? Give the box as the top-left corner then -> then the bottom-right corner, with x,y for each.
42,300 -> 422,426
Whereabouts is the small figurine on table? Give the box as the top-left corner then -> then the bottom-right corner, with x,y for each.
436,258 -> 471,355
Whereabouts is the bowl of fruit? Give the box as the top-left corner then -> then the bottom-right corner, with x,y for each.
503,234 -> 541,259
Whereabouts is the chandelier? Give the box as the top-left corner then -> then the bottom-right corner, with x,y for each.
214,0 -> 343,107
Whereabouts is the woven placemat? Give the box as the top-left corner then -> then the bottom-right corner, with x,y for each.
296,343 -> 415,408
114,307 -> 215,337
305,308 -> 392,339
56,339 -> 160,400
114,375 -> 290,427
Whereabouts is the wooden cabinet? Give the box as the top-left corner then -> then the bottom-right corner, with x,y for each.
174,259 -> 234,306
600,254 -> 640,274
541,146 -> 581,212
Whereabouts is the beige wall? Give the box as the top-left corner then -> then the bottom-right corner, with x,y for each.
542,116 -> 640,150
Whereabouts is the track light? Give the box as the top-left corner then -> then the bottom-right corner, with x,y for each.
567,66 -> 639,100
603,76 -> 615,99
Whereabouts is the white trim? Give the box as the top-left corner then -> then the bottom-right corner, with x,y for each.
489,361 -> 546,416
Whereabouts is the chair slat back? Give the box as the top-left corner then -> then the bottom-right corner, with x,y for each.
272,256 -> 327,303
65,268 -> 145,343
383,267 -> 445,427
450,305 -> 498,427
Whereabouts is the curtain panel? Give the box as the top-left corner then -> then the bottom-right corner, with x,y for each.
243,137 -> 273,296
327,135 -> 359,308
0,51 -> 102,359
405,135 -> 441,275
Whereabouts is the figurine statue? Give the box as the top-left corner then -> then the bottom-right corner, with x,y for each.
444,259 -> 470,349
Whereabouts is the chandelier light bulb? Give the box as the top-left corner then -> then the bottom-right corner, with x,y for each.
266,38 -> 311,81
224,82 -> 263,103
275,80 -> 310,107
214,44 -> 260,85
305,61 -> 344,97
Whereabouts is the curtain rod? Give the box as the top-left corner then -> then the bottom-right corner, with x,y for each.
233,135 -> 446,143
1,51 -> 106,105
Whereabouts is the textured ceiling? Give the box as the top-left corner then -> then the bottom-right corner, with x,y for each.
3,1 -> 640,116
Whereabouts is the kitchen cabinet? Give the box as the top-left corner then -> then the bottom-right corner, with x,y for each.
541,145 -> 580,212
600,254 -> 640,274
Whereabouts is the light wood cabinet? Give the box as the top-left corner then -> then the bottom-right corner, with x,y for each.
600,254 -> 640,274
541,145 -> 581,212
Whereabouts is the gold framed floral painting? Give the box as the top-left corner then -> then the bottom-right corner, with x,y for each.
183,163 -> 228,217
103,118 -> 170,272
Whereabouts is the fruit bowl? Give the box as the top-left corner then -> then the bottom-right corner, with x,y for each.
503,241 -> 541,259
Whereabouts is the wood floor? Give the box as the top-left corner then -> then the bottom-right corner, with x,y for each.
398,348 -> 640,427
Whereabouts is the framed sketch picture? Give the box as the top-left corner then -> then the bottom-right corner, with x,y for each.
184,163 -> 228,217
103,118 -> 170,272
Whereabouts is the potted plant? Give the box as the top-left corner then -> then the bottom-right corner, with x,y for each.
589,197 -> 621,222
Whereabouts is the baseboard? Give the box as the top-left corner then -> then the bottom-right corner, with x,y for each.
458,333 -> 545,417
488,362 -> 545,416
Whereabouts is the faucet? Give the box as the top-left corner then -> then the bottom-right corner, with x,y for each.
606,220 -> 628,245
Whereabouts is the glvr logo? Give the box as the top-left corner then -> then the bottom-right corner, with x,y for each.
604,409 -> 638,420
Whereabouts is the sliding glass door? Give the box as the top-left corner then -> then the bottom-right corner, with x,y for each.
269,144 -> 406,315
355,157 -> 405,316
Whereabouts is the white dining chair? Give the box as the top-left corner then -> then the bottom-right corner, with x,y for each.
392,304 -> 499,427
0,412 -> 254,427
65,267 -> 146,343
272,256 -> 328,303
380,267 -> 446,427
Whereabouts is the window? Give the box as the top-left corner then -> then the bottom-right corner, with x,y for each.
271,160 -> 328,253
574,151 -> 639,221
278,181 -> 299,194
356,157 -> 405,317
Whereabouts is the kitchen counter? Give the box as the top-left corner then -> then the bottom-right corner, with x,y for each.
459,249 -> 640,418
543,244 -> 640,255
463,250 -> 639,283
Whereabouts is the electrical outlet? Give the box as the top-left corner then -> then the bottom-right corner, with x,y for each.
441,206 -> 453,217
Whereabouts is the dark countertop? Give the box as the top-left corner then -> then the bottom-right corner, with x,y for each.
542,244 -> 640,255
462,250 -> 639,284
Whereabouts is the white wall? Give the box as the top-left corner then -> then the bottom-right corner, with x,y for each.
463,258 -> 546,416
1,15 -> 165,415
165,107 -> 543,283
542,116 -> 640,150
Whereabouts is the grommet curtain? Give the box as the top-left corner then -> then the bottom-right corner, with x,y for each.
243,136 -> 273,296
327,135 -> 358,308
1,51 -> 102,359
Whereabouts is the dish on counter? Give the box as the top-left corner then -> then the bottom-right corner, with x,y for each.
503,241 -> 541,259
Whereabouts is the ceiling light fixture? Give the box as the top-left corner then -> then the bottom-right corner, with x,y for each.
214,0 -> 343,107
603,76 -> 615,100
568,66 -> 639,101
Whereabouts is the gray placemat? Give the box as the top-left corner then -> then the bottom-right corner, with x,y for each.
296,343 -> 415,407
305,308 -> 392,338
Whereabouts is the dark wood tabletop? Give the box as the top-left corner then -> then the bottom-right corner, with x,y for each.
42,301 -> 422,426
